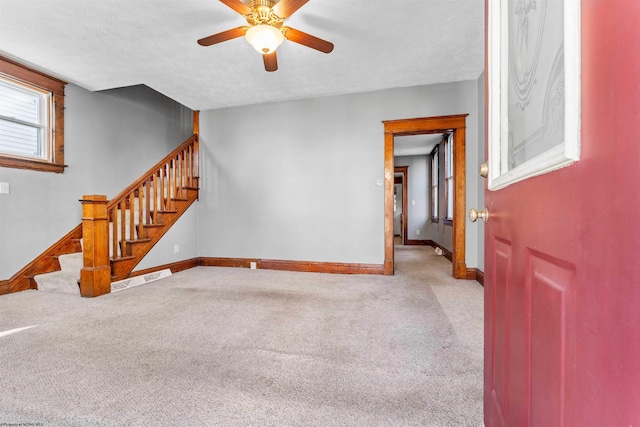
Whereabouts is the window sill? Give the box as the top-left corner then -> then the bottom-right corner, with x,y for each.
431,218 -> 439,223
443,219 -> 453,226
0,156 -> 66,173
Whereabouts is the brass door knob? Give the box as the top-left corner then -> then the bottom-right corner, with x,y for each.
469,207 -> 489,223
479,162 -> 489,178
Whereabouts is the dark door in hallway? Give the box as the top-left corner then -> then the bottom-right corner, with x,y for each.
483,1 -> 640,426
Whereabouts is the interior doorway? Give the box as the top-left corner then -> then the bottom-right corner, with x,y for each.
382,114 -> 468,278
394,167 -> 408,246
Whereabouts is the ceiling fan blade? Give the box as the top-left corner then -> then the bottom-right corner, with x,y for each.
272,0 -> 310,18
282,27 -> 334,53
263,52 -> 278,72
218,0 -> 252,15
197,26 -> 248,46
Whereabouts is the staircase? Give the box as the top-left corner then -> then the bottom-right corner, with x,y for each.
34,242 -> 83,295
24,134 -> 200,297
107,135 -> 199,282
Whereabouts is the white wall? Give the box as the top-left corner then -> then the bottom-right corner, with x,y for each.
198,80 -> 482,267
0,84 -> 195,279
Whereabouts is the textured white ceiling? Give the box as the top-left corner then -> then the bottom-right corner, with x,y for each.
394,134 -> 443,157
0,0 -> 484,111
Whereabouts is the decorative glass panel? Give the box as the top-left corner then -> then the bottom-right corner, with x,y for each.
488,0 -> 581,190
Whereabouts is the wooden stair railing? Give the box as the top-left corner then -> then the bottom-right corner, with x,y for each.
109,134 -> 199,277
80,134 -> 200,296
0,128 -> 200,297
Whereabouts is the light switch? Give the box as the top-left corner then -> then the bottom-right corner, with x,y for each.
411,200 -> 415,205
0,182 -> 9,194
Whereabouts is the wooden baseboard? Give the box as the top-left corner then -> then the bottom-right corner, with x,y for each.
404,239 -> 431,246
465,268 -> 485,286
426,240 -> 453,261
116,257 -> 484,285
0,281 -> 10,296
3,250 -> 479,296
405,239 -> 453,262
199,257 -> 386,275
129,258 -> 200,278
199,257 -> 254,269
476,269 -> 484,286
424,240 -> 482,285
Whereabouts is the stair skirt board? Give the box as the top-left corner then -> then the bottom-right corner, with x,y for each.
111,269 -> 172,293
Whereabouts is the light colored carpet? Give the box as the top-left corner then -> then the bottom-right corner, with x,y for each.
0,246 -> 483,426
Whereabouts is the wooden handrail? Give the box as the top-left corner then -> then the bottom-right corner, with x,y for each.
106,134 -> 199,261
2,134 -> 199,296
107,134 -> 198,209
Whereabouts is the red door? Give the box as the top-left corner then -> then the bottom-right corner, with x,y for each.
484,1 -> 640,426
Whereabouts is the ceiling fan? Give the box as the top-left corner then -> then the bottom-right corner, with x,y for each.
197,0 -> 334,72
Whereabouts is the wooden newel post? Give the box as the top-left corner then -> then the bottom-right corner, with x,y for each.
80,195 -> 111,297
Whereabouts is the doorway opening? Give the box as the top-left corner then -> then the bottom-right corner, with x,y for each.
394,167 -> 408,246
382,114 -> 469,278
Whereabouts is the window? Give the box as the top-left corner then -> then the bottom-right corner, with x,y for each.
0,56 -> 66,173
444,133 -> 454,221
431,147 -> 438,221
0,78 -> 50,160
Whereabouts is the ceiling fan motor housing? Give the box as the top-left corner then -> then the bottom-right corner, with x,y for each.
248,0 -> 277,8
246,0 -> 284,27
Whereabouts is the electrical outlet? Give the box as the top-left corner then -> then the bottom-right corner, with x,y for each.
250,262 -> 257,269
411,200 -> 416,205
174,244 -> 180,253
416,230 -> 420,235
0,182 -> 9,194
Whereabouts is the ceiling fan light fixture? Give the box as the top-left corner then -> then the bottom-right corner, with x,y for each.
245,24 -> 284,54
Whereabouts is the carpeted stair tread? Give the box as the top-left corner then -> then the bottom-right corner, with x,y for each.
34,270 -> 80,295
58,252 -> 83,272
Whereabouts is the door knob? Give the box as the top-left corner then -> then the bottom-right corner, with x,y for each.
479,162 -> 489,178
469,207 -> 489,223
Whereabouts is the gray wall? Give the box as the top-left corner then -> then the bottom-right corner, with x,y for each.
394,155 -> 431,242
198,80 -> 482,267
1,77 -> 486,279
393,182 -> 402,236
0,84 -> 195,279
424,138 -> 454,252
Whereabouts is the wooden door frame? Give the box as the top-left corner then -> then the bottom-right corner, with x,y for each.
394,166 -> 409,245
383,114 -> 468,277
